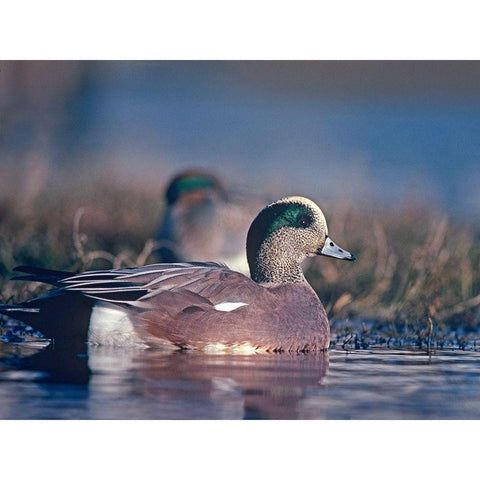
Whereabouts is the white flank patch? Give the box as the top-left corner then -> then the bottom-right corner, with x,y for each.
213,302 -> 248,312
224,252 -> 249,275
88,302 -> 147,348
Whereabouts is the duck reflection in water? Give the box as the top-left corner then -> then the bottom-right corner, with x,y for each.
0,344 -> 329,419
125,349 -> 330,420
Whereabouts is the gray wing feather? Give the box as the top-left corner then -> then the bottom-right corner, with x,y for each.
46,262 -> 259,307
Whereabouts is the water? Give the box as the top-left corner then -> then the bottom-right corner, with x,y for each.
1,343 -> 480,419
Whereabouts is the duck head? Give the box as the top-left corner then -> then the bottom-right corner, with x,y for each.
165,170 -> 227,206
246,196 -> 355,283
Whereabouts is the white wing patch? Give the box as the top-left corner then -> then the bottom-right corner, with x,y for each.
213,302 -> 249,312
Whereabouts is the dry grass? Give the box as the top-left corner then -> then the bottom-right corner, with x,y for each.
0,175 -> 162,303
1,173 -> 479,348
307,200 -> 480,348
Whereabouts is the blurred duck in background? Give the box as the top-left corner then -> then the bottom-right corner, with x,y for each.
157,170 -> 261,275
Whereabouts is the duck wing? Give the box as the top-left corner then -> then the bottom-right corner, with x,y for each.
7,263 -> 262,348
58,262 -> 266,349
13,262 -> 260,308
8,264 -> 326,351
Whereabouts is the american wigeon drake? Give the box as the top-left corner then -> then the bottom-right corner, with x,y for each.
157,170 -> 260,275
0,196 -> 355,353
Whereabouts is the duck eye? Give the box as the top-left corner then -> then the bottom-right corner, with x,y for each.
297,215 -> 311,228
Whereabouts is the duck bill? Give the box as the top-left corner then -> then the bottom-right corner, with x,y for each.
317,236 -> 356,261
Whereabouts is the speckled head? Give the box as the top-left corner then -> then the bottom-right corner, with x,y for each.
165,170 -> 226,206
246,196 -> 355,283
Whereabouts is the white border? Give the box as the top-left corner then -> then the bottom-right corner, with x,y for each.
1,1 -> 478,59
1,420 -> 477,478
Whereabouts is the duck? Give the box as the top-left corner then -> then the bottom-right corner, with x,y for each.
156,170 -> 261,275
0,196 -> 355,353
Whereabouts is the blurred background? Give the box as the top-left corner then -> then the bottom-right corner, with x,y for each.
1,60 -> 480,218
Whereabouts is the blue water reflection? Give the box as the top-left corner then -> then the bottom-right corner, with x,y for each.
1,344 -> 480,419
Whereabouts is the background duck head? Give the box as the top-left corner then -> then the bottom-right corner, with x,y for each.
157,170 -> 259,274
164,170 -> 227,207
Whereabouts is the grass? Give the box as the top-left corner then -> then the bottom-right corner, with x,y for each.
1,171 -> 479,350
307,201 -> 480,349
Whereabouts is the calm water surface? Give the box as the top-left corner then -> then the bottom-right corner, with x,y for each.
1,343 -> 480,419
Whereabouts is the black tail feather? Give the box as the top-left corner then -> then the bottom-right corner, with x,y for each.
0,304 -> 40,314
13,266 -> 74,286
